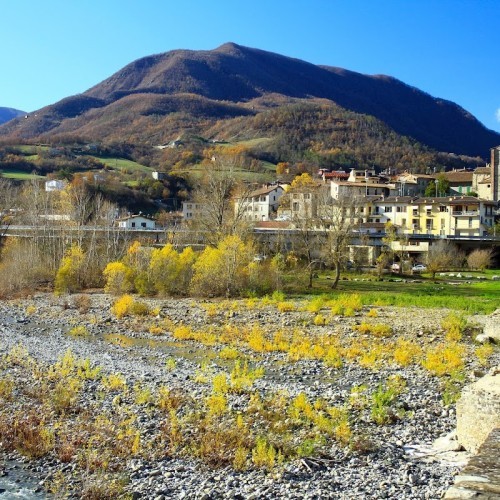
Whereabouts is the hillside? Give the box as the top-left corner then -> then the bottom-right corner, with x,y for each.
0,107 -> 25,125
0,43 -> 498,166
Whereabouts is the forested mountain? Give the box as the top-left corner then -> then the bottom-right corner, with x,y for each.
0,43 -> 498,169
0,107 -> 25,125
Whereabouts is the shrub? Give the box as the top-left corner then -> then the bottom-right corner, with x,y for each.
102,373 -> 127,392
441,313 -> 467,341
353,322 -> 392,337
68,326 -> 90,338
475,343 -> 494,365
73,294 -> 91,313
422,342 -> 465,377
103,262 -> 134,295
277,301 -> 296,313
219,347 -> 240,360
111,295 -> 149,318
54,244 -> 85,295
251,437 -> 280,470
313,314 -> 327,326
393,338 -> 422,366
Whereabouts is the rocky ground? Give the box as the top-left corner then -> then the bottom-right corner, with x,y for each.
0,293 -> 498,499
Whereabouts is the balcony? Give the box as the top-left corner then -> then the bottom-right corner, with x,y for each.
452,210 -> 479,217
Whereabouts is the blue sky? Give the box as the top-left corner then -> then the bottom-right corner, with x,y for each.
2,0 -> 499,132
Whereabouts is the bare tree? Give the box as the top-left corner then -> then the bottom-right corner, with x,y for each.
426,240 -> 462,278
191,156 -> 252,245
318,192 -> 362,289
286,175 -> 359,289
467,248 -> 493,271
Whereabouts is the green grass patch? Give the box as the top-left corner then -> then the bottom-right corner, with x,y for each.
89,156 -> 152,173
285,271 -> 500,314
1,169 -> 44,180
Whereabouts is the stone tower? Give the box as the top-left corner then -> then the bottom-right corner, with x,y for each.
492,146 -> 500,202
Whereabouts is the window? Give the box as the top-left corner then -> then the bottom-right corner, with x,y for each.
441,219 -> 445,229
292,202 -> 299,211
468,217 -> 473,228
401,218 -> 406,228
384,206 -> 391,213
131,222 -> 136,228
426,209 -> 432,216
439,206 -> 447,213
426,219 -> 433,230
303,193 -> 311,200
412,209 -> 418,216
141,222 -> 146,228
396,206 -> 403,212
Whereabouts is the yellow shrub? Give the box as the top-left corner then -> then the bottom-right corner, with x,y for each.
475,343 -> 494,366
367,308 -> 378,318
173,325 -> 195,340
393,338 -> 422,366
102,373 -> 127,391
111,295 -> 134,319
277,301 -> 296,313
441,313 -> 467,342
251,437 -> 279,470
212,373 -> 229,395
219,347 -> 240,360
354,322 -> 392,337
206,393 -> 227,416
68,326 -> 90,338
313,314 -> 327,326
149,325 -> 164,336
422,342 -> 465,376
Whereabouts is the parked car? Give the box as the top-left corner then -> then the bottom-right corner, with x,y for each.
412,264 -> 427,272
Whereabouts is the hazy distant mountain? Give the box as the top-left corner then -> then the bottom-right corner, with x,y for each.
0,107 -> 25,125
1,43 -> 498,160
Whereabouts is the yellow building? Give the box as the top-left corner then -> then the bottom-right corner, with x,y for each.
368,196 -> 496,237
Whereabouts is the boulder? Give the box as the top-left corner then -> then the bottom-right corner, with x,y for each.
456,367 -> 500,454
472,309 -> 500,344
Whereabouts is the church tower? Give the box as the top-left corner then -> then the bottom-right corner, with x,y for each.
491,146 -> 500,202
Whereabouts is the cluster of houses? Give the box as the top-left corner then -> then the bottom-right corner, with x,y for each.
184,146 -> 500,240
42,146 -> 500,263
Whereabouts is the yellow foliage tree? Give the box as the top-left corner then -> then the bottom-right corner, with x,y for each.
103,261 -> 135,295
54,244 -> 85,295
190,235 -> 253,297
149,244 -> 180,296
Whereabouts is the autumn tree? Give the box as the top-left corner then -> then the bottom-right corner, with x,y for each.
425,240 -> 462,278
191,155 -> 252,245
190,235 -> 254,297
54,244 -> 85,295
318,193 -> 362,289
467,249 -> 493,271
287,174 -> 323,288
103,261 -> 135,295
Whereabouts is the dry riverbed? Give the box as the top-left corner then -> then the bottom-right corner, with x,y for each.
0,292 -> 498,499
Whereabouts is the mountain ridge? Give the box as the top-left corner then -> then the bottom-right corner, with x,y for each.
0,43 -> 498,160
0,107 -> 25,125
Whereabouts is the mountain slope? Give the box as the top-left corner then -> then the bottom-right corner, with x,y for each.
0,43 -> 498,158
0,107 -> 25,125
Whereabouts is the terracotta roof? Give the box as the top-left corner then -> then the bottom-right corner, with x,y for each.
443,171 -> 473,183
474,167 -> 491,175
322,172 -> 349,179
247,184 -> 284,198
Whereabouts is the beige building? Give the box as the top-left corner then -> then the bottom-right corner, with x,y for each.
235,184 -> 286,221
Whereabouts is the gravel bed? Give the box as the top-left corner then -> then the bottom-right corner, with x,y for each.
0,293 -> 497,499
